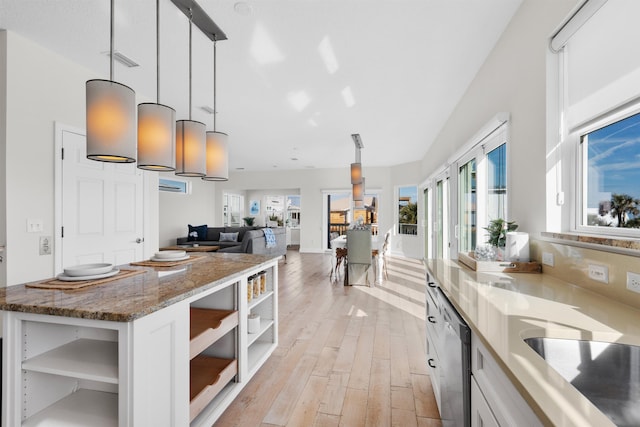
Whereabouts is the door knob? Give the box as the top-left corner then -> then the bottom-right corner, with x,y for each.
136,238 -> 143,244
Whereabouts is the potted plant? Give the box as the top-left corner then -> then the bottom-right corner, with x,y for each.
243,216 -> 255,226
484,218 -> 518,257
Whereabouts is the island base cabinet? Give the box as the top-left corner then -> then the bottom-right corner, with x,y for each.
2,258 -> 280,427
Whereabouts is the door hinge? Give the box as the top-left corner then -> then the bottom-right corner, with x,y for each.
61,147 -> 64,160
61,226 -> 64,238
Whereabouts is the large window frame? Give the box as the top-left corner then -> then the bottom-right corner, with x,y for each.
422,116 -> 509,260
573,105 -> 640,238
552,0 -> 640,239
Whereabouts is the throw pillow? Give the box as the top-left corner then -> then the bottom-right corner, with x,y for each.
219,232 -> 239,242
188,224 -> 208,242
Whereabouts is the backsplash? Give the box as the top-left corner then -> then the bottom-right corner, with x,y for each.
531,238 -> 640,311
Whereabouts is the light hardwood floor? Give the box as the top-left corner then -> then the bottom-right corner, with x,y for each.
214,250 -> 442,427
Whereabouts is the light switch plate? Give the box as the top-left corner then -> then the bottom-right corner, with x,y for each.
27,219 -> 43,233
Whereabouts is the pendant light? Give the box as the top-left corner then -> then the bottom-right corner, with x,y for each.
350,162 -> 362,184
203,36 -> 229,181
86,0 -> 136,163
175,9 -> 206,177
353,177 -> 364,202
137,0 -> 176,171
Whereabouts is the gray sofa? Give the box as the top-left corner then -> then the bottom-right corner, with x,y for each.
219,227 -> 287,260
177,226 -> 287,259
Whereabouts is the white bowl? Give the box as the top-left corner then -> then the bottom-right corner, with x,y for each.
64,263 -> 114,277
154,250 -> 187,260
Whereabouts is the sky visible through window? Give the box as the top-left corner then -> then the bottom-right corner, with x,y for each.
399,186 -> 417,205
586,112 -> 640,207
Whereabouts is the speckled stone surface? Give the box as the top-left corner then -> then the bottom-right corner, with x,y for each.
0,253 -> 279,322
541,231 -> 640,251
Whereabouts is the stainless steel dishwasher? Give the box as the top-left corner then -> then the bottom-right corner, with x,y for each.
436,286 -> 471,427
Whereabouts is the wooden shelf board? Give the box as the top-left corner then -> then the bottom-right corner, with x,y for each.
190,355 -> 237,422
22,339 -> 118,384
23,389 -> 117,427
248,290 -> 274,310
190,308 -> 238,360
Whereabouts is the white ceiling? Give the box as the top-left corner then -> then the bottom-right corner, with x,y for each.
0,0 -> 523,172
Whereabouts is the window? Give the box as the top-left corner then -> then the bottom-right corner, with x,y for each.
552,0 -> 640,238
435,178 -> 448,259
579,112 -> 640,231
458,159 -> 476,253
398,186 -> 417,235
159,178 -> 189,194
286,195 -> 301,227
486,143 -> 507,222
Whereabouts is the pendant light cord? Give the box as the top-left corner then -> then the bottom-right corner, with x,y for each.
189,9 -> 193,120
110,0 -> 114,81
213,36 -> 217,131
156,0 -> 160,103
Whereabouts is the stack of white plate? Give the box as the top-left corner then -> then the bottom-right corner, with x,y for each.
151,250 -> 189,262
57,263 -> 119,281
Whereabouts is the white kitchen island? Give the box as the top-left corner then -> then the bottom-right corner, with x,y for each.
1,252 -> 280,426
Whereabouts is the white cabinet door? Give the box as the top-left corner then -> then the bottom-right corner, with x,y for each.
131,302 -> 190,426
471,376 -> 499,427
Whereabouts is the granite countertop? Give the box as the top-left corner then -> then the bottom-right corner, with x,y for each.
0,253 -> 279,322
426,258 -> 640,427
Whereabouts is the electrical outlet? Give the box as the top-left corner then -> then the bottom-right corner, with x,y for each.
588,264 -> 609,283
542,252 -> 554,266
627,272 -> 640,293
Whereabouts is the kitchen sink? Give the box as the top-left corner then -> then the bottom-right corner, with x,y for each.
524,337 -> 640,427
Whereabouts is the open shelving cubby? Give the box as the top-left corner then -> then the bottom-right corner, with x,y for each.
16,317 -> 123,426
189,281 -> 239,422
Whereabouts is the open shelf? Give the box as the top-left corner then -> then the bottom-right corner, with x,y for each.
190,308 -> 238,360
248,290 -> 273,310
190,355 -> 237,422
247,319 -> 275,346
22,389 -> 118,427
21,339 -> 118,384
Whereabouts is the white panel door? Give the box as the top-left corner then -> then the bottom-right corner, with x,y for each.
61,129 -> 143,268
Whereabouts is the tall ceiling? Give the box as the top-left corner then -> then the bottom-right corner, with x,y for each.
0,0 -> 523,172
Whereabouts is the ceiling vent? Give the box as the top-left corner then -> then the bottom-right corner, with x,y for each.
102,50 -> 140,68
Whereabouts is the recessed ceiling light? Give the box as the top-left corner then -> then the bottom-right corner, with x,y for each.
290,157 -> 298,161
234,2 -> 253,16
236,167 -> 245,170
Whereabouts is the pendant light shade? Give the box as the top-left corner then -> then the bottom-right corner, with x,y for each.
175,120 -> 206,177
175,9 -> 206,177
203,131 -> 229,181
351,162 -> 362,184
138,103 -> 176,170
353,179 -> 364,202
86,0 -> 136,163
137,0 -> 176,171
202,36 -> 229,181
86,79 -> 136,163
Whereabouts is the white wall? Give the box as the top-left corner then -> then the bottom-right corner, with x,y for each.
419,0 -> 579,240
1,31 -> 7,287
158,177 -> 216,247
